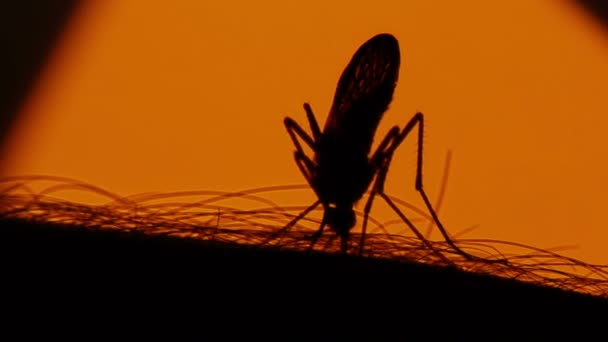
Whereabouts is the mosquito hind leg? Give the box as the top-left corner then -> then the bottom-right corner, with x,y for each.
357,115 -> 450,262
383,112 -> 506,263
385,112 -> 466,259
371,152 -> 450,263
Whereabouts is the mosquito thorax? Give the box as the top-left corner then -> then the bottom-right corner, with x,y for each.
325,204 -> 356,236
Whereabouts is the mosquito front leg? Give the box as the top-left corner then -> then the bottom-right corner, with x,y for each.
292,151 -> 331,251
284,151 -> 320,231
283,110 -> 331,251
303,103 -> 322,142
284,117 -> 317,155
283,102 -> 323,154
293,151 -> 316,187
283,152 -> 327,251
383,112 -> 466,255
262,146 -> 321,247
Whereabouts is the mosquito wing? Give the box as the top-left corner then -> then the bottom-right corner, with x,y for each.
323,33 -> 401,153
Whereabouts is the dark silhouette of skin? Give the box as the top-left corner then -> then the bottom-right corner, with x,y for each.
279,33 -> 488,261
2,216 -> 605,339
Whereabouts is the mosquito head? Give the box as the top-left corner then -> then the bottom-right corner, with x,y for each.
325,204 -> 356,238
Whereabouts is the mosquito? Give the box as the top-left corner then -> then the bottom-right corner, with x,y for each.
280,33 -> 481,260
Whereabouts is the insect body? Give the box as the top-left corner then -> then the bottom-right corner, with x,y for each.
281,33 -> 480,259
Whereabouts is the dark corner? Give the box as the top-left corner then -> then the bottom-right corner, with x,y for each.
0,2 -> 81,166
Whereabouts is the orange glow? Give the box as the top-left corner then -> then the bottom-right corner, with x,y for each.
3,1 -> 608,264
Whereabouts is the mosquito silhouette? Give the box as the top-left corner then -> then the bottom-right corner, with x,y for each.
280,33 -> 483,260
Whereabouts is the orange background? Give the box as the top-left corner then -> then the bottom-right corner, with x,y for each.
3,1 -> 607,264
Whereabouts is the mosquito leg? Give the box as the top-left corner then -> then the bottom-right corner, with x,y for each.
284,117 -> 317,155
303,103 -> 322,142
385,112 -> 506,263
371,145 -> 451,263
283,199 -> 321,237
284,114 -> 321,207
262,151 -> 320,246
359,159 -> 403,256
369,126 -> 400,167
424,150 -> 452,238
379,192 -> 451,264
387,112 -> 468,258
356,127 -> 401,255
283,113 -> 332,251
285,151 -> 319,229
359,186 -> 377,255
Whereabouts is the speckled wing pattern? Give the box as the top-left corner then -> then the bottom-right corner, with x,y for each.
324,33 -> 401,136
